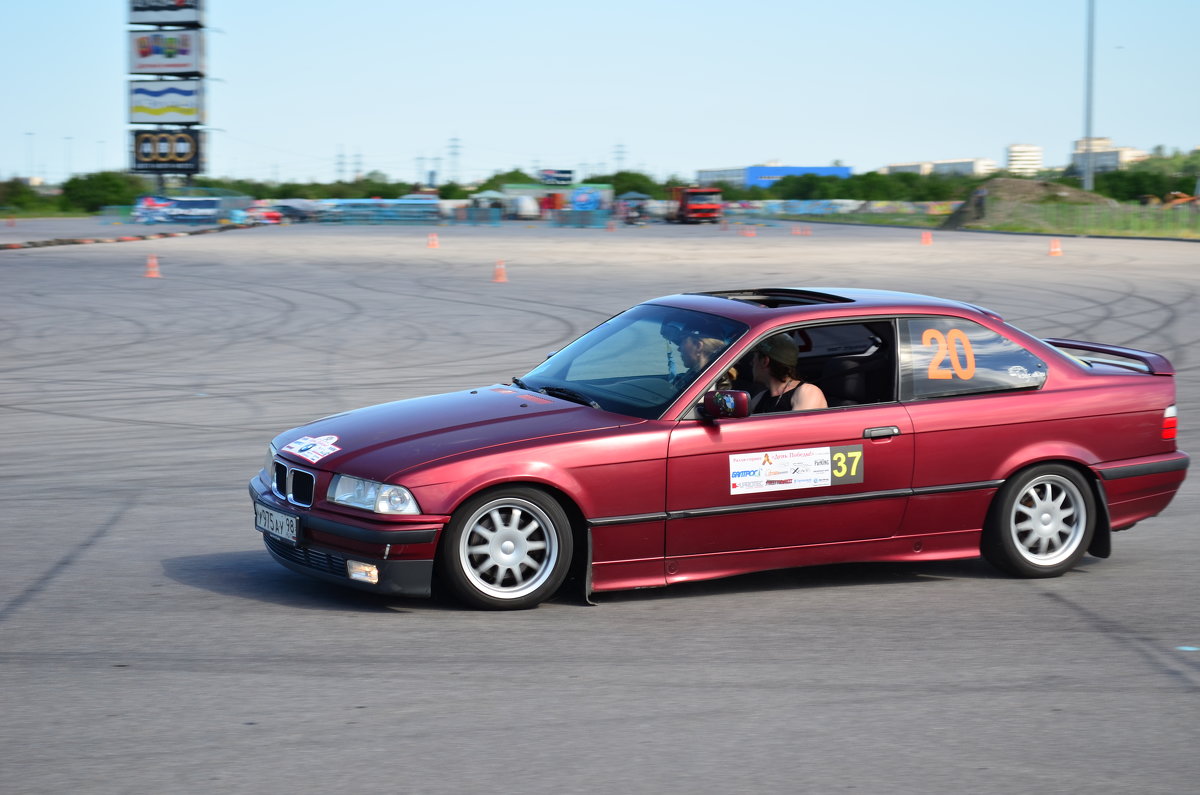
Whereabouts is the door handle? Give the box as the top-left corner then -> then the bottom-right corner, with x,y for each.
863,426 -> 901,439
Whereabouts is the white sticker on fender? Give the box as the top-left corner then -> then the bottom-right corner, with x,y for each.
282,435 -> 341,463
729,445 -> 863,494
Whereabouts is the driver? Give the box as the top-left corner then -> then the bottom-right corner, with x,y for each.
673,327 -> 735,390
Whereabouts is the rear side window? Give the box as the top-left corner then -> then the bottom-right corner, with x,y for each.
900,317 -> 1046,399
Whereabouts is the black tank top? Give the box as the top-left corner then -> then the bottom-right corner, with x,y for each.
755,384 -> 800,414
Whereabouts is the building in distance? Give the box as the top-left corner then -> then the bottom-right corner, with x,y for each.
1006,145 -> 1043,176
879,159 -> 997,177
1071,138 -> 1149,174
696,160 -> 851,188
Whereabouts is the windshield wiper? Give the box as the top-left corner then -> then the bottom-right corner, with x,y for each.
512,376 -> 532,391
539,386 -> 601,410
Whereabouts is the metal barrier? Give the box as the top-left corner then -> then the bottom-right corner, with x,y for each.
981,200 -> 1200,238
449,207 -> 502,226
99,205 -> 134,225
723,207 -> 779,227
551,209 -> 612,228
317,206 -> 443,225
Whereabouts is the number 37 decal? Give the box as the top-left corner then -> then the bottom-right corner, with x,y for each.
922,328 -> 976,380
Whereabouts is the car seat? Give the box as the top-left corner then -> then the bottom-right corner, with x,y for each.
819,335 -> 889,406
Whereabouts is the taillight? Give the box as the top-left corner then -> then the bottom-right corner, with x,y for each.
1162,405 -> 1178,441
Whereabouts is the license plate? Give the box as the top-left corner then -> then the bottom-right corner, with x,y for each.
255,503 -> 299,545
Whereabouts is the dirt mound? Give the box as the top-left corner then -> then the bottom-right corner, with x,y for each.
941,177 -> 1114,230
979,177 -> 1112,206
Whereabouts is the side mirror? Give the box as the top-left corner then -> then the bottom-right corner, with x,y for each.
702,390 -> 750,420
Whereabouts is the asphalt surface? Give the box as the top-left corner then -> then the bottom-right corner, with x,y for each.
1,220 -> 1197,794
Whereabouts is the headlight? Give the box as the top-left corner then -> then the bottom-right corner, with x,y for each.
264,444 -> 277,486
328,475 -> 420,515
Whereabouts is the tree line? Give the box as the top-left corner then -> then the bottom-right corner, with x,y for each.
3,151 -> 1198,215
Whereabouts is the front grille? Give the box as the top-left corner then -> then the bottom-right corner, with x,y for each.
264,534 -> 347,578
272,462 -> 316,507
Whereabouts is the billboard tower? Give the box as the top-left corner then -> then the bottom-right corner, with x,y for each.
127,1 -> 206,187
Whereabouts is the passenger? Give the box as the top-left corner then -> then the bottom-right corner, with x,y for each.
751,334 -> 827,413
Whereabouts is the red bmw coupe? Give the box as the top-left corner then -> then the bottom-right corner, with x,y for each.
250,288 -> 1188,609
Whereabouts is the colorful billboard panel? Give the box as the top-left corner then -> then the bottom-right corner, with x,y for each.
130,80 -> 204,124
129,30 -> 204,75
539,169 -> 574,185
133,195 -> 219,223
131,129 -> 204,174
130,0 -> 204,27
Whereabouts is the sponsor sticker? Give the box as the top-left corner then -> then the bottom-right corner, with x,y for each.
282,435 -> 340,463
1007,365 -> 1045,384
729,445 -> 864,494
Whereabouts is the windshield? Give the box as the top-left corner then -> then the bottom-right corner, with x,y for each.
519,304 -> 747,419
687,191 -> 721,204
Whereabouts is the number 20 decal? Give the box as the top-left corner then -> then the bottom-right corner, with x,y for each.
922,328 -> 976,380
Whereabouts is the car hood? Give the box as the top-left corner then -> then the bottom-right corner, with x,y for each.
272,386 -> 637,479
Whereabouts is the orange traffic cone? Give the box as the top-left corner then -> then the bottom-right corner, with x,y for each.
144,254 -> 161,278
920,230 -> 933,246
1048,238 -> 1063,256
492,260 -> 508,283
742,227 -> 757,237
790,225 -> 801,235
801,227 -> 812,236
427,233 -> 439,249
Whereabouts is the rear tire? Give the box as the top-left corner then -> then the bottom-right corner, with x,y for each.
982,465 -> 1095,578
438,488 -> 573,610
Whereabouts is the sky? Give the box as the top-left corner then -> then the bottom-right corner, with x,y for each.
2,0 -> 1198,185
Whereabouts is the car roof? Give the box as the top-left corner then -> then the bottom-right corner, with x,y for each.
647,287 -> 1003,325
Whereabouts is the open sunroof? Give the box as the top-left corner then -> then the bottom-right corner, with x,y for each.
697,288 -> 854,308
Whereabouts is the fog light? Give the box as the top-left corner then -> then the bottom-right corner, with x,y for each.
346,560 -> 379,584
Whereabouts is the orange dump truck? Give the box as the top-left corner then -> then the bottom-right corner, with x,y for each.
666,186 -> 723,223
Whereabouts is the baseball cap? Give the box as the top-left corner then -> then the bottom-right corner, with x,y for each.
756,334 -> 798,368
661,318 -> 722,345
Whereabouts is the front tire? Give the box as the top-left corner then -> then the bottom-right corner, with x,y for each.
438,488 -> 573,610
982,465 -> 1095,578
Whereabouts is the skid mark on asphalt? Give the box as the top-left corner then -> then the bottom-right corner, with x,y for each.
1040,591 -> 1200,691
0,497 -> 138,625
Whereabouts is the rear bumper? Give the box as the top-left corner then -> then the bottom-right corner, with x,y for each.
1093,451 -> 1189,530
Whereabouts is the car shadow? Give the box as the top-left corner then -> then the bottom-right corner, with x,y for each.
162,550 -> 1101,612
159,550 -> 460,613
587,556 -> 1094,605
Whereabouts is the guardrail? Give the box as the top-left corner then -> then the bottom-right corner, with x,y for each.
447,207 -> 502,226
317,207 -> 442,225
550,209 -> 612,228
979,199 -> 1200,237
99,205 -> 134,225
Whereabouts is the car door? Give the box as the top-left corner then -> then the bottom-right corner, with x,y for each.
663,321 -> 914,582
896,314 -> 1051,537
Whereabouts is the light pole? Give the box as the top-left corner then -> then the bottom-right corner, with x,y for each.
1082,0 -> 1095,192
25,132 -> 35,179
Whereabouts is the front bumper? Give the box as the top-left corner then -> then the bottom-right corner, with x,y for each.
249,477 -> 445,597
262,533 -> 434,597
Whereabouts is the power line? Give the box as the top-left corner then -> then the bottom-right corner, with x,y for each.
448,137 -> 461,183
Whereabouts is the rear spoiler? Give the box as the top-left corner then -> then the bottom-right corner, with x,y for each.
1043,338 -> 1175,375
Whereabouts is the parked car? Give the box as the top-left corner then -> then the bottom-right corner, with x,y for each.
250,288 -> 1188,609
245,205 -> 282,224
269,204 -> 316,223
